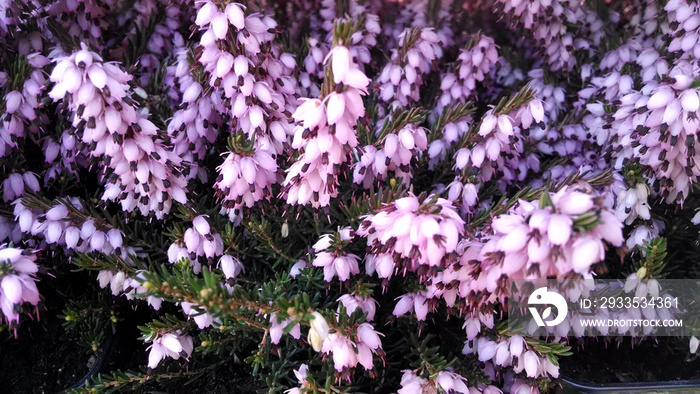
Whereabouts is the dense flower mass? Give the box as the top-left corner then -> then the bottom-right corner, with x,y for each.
0,53 -> 48,158
354,120 -> 429,187
378,27 -> 443,109
438,33 -> 498,110
2,1 -> 700,393
454,187 -> 624,312
48,45 -> 188,218
214,140 -> 278,215
358,193 -> 465,274
282,37 -> 370,207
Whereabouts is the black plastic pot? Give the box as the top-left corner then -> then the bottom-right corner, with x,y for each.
557,376 -> 700,393
57,331 -> 116,393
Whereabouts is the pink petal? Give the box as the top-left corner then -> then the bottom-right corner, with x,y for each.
225,3 -> 246,30
87,65 -> 107,89
547,214 -> 572,245
331,46 -> 350,84
1,275 -> 23,304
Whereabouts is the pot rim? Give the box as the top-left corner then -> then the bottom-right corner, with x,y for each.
560,375 -> 700,391
56,330 -> 116,393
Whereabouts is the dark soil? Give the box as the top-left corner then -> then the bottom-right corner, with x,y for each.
0,264 -> 263,394
0,276 -> 94,393
153,363 -> 264,394
560,337 -> 700,384
97,313 -> 150,384
0,264 -> 148,394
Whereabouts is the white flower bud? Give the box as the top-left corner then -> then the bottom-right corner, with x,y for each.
326,93 -> 345,125
219,255 -> 243,279
1,275 -> 23,304
97,270 -> 113,288
330,46 -> 350,84
479,114 -> 497,136
690,336 -> 699,354
110,271 -> 126,295
107,229 -> 123,249
148,343 -> 165,369
90,231 -> 106,251
211,13 -> 229,40
357,323 -> 381,349
46,205 -> 69,221
289,260 -> 306,278
195,2 -> 217,26
65,227 -> 80,249
5,91 -> 22,114
233,55 -> 249,76
182,82 -> 202,103
509,335 -> 524,357
225,3 -> 246,30
307,326 -> 323,352
523,351 -> 540,378
161,333 -> 183,354
309,312 -> 329,339
192,215 -> 211,235
46,221 -> 63,244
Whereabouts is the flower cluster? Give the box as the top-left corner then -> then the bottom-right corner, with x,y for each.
300,37 -> 331,97
2,172 -> 40,202
615,183 -> 651,225
358,194 -> 465,276
337,293 -> 377,321
147,332 -> 194,369
165,48 -> 224,182
113,0 -> 186,85
354,123 -> 428,187
214,138 -> 278,216
392,291 -> 431,321
195,1 -> 298,155
495,0 -> 602,72
282,41 -> 369,207
0,245 -> 39,328
0,53 -> 49,157
665,0 -> 700,59
168,215 -> 224,273
13,198 -> 133,260
311,227 -> 360,282
438,34 -> 498,110
194,1 -> 298,218
394,0 -> 454,47
321,322 -> 383,374
453,90 -> 545,188
468,336 -> 559,380
397,369 -> 481,394
48,45 -> 188,218
317,1 -> 379,65
378,27 -> 442,109
427,117 -> 473,169
456,186 -> 623,314
611,69 -> 700,203
304,311 -> 384,375
302,1 -> 380,96
47,0 -> 113,47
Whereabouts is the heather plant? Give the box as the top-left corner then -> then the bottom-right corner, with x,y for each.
0,0 -> 699,393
